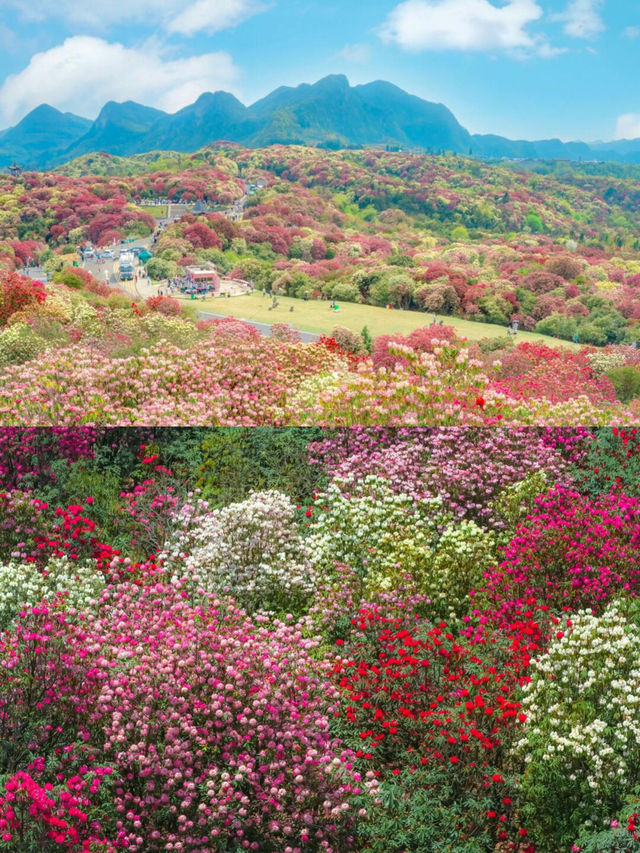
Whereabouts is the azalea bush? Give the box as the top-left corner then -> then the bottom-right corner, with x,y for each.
161,490 -> 317,613
0,556 -> 104,630
475,487 -> 640,618
423,520 -> 499,622
0,271 -> 46,326
515,602 -> 640,851
306,474 -> 444,592
333,607 -> 531,853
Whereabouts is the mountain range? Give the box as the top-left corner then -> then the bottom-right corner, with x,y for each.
1,74 -> 639,170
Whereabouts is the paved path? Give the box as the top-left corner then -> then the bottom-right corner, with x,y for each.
198,312 -> 319,343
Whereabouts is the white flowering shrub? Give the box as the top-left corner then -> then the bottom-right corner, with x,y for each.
307,474 -> 445,592
160,490 -> 316,613
0,557 -> 105,629
514,602 -> 640,851
425,520 -> 498,621
586,350 -> 628,375
0,322 -> 46,365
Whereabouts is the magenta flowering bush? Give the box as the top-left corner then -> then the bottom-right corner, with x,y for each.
0,428 -> 97,491
475,487 -> 640,618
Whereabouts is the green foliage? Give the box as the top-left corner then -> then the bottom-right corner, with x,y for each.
571,427 -> 640,497
606,366 -> 640,402
451,225 -> 470,241
330,281 -> 361,303
477,293 -> 510,325
352,767 -> 500,853
477,335 -> 513,353
146,257 -> 179,280
525,211 -> 544,233
198,427 -> 325,506
535,313 -> 577,341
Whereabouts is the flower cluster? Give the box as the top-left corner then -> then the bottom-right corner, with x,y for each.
515,602 -> 640,849
0,556 -> 105,630
161,490 -> 317,612
306,475 -> 444,592
476,487 -> 640,617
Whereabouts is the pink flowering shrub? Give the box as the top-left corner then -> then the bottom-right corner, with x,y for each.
475,487 -> 640,618
309,428 -> 433,499
0,587 -> 364,852
419,428 -> 579,528
310,428 -> 582,527
371,324 -> 458,372
116,465 -> 181,558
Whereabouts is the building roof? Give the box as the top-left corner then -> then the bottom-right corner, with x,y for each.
186,263 -> 220,280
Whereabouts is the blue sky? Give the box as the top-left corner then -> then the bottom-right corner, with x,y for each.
0,0 -> 638,141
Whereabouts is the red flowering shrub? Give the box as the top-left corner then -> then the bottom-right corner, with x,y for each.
0,769 -> 116,851
0,493 -> 118,569
145,295 -> 182,316
333,608 -> 532,852
0,272 -> 46,326
182,222 -> 223,249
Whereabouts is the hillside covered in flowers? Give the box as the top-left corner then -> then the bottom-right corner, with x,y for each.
2,146 -> 640,345
1,146 -> 640,423
0,426 -> 639,853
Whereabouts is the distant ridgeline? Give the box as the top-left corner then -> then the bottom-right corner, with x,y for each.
1,75 -> 640,170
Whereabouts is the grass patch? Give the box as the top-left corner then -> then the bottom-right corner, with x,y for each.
194,292 -> 579,348
135,205 -> 168,219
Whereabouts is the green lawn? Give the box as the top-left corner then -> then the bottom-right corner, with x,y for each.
135,205 -> 168,219
194,292 -> 578,348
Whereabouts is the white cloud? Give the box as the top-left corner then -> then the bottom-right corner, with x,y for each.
339,43 -> 372,63
0,0 -> 265,34
616,114 -> 640,140
623,25 -> 640,39
554,0 -> 604,39
378,0 -> 551,54
168,0 -> 264,35
0,36 -> 240,125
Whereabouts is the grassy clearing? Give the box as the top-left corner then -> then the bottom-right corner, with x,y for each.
135,205 -> 168,219
194,292 -> 579,349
